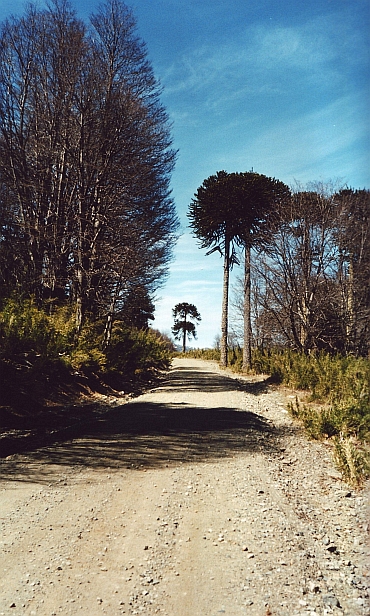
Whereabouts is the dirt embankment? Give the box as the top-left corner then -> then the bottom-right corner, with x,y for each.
0,358 -> 369,616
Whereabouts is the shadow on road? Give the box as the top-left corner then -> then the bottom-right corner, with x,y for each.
158,366 -> 271,395
0,365 -> 283,483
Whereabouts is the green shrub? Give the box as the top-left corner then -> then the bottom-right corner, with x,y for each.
185,348 -> 221,361
287,397 -> 362,441
251,347 -> 370,484
0,298 -> 77,404
0,299 -> 174,405
229,347 -> 243,372
333,436 -> 370,487
104,323 -> 172,384
69,320 -> 107,373
252,349 -> 369,405
0,298 -> 81,358
0,298 -> 63,360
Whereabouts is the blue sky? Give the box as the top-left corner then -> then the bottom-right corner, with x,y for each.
1,0 -> 369,347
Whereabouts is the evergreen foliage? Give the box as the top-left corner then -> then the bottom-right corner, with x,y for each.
172,302 -> 201,352
188,170 -> 290,367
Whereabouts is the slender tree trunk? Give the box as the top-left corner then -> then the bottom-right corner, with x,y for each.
220,236 -> 230,367
343,254 -> 355,353
103,275 -> 123,348
75,200 -> 84,335
298,297 -> 309,352
75,270 -> 83,335
182,314 -> 187,353
243,245 -> 252,370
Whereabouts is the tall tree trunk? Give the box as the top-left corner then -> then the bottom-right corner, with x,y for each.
298,297 -> 309,352
182,314 -> 187,353
243,245 -> 252,370
220,236 -> 230,367
346,255 -> 355,353
75,199 -> 85,335
103,276 -> 122,348
75,269 -> 83,335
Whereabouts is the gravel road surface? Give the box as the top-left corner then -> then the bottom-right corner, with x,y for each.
0,358 -> 369,616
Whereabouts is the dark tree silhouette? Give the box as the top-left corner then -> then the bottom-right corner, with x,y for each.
172,302 -> 201,352
232,172 -> 290,369
0,0 -> 178,335
188,170 -> 289,367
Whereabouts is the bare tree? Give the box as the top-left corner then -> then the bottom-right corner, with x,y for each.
0,2 -> 84,301
250,183 -> 342,352
0,0 -> 178,335
335,188 -> 370,355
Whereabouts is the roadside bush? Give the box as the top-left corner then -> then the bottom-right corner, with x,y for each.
0,298 -> 76,404
262,349 -> 370,486
69,320 -> 107,373
69,321 -> 173,383
0,297 -> 70,361
252,349 -> 369,405
227,347 -> 242,372
185,348 -> 221,361
0,299 -> 173,407
287,397 -> 370,442
104,324 -> 172,386
333,435 -> 370,487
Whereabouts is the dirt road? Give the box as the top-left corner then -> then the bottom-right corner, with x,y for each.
0,358 -> 369,616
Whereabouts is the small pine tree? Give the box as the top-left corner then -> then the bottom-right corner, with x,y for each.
172,303 -> 201,352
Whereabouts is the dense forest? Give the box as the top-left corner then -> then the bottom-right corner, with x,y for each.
0,0 -> 178,408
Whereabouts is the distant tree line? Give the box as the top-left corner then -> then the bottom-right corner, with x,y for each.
0,0 -> 178,339
189,173 -> 369,365
230,182 -> 370,359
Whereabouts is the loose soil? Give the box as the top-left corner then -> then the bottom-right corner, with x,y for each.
0,358 -> 369,616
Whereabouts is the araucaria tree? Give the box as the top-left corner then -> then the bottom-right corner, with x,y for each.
188,171 -> 289,367
188,171 -> 241,367
172,303 -> 201,353
231,172 -> 290,369
0,0 -> 178,335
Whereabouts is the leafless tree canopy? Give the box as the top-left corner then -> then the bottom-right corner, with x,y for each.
231,184 -> 370,357
0,0 -> 178,331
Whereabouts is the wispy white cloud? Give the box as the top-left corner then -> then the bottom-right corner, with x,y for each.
230,92 -> 369,185
155,3 -> 369,346
171,90 -> 369,217
162,10 -> 364,101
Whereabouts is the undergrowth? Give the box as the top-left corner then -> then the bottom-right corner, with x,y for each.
254,349 -> 370,486
0,298 -> 172,409
187,346 -> 370,486
2,304 -> 369,486
182,348 -> 221,361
